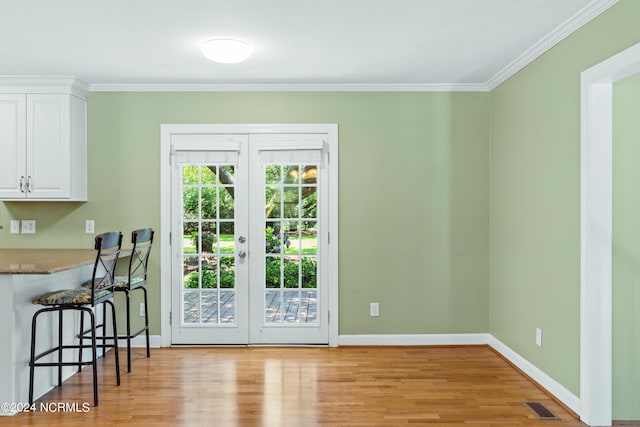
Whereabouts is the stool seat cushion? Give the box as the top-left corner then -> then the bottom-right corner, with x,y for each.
81,276 -> 145,291
80,278 -> 118,290
32,288 -> 111,306
114,276 -> 146,290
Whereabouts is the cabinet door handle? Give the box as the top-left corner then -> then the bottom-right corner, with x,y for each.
19,176 -> 25,193
26,176 -> 32,193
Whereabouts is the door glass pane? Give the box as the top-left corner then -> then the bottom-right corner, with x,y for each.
220,256 -> 235,289
183,290 -> 200,323
263,163 -> 319,324
180,164 -> 236,326
301,187 -> 317,218
201,290 -> 218,324
201,222 -> 216,254
220,190 -> 234,219
183,256 -> 198,288
265,187 -> 280,218
284,166 -> 299,184
217,165 -> 235,184
183,187 -> 198,219
201,166 -> 216,184
265,291 -> 281,323
201,187 -> 217,219
301,257 -> 317,288
201,256 -> 217,288
182,165 -> 198,185
301,221 -> 317,255
265,166 -> 280,185
283,187 -> 299,219
265,256 -> 281,288
219,290 -> 236,323
219,222 -> 235,254
183,222 -> 197,254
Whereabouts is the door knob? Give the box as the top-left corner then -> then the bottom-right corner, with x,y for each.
238,250 -> 247,259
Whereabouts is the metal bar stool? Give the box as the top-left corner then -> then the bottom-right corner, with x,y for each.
116,228 -> 154,372
28,231 -> 122,406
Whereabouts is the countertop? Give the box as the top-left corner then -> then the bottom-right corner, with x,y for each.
0,248 -> 131,275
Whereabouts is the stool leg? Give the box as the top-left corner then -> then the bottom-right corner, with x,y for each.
101,303 -> 107,358
87,308 -> 98,406
105,300 -> 121,386
57,308 -> 63,386
125,290 -> 132,373
28,309 -> 42,405
78,310 -> 84,373
142,287 -> 150,358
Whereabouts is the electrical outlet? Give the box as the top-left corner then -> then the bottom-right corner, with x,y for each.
10,220 -> 20,234
536,327 -> 542,347
21,220 -> 36,234
85,220 -> 95,234
139,303 -> 145,317
370,302 -> 380,317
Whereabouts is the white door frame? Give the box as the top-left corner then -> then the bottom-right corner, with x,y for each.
580,42 -> 640,426
160,124 -> 339,347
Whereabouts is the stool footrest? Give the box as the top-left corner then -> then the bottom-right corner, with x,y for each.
118,325 -> 148,340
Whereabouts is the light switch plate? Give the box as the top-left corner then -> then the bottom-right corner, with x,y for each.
10,220 -> 20,234
370,302 -> 380,317
21,220 -> 36,234
85,220 -> 95,234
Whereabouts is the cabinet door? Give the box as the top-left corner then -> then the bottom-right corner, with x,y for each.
26,94 -> 70,198
0,95 -> 26,198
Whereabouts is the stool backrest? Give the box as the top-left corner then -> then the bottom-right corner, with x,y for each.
90,231 -> 123,304
127,228 -> 154,288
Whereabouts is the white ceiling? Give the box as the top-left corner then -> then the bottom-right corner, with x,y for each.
0,0 -> 616,90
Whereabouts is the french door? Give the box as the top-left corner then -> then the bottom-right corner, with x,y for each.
170,132 -> 331,345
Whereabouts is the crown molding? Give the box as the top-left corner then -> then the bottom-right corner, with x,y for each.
89,82 -> 490,93
0,76 -> 89,99
486,0 -> 619,90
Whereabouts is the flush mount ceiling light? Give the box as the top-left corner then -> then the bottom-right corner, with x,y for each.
200,38 -> 253,64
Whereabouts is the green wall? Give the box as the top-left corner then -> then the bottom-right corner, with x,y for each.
0,91 -> 490,336
613,72 -> 640,420
489,0 -> 640,406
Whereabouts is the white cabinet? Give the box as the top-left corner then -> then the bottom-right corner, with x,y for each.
0,93 -> 86,200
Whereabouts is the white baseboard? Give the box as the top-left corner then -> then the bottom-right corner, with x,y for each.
487,335 -> 581,415
338,333 -> 490,346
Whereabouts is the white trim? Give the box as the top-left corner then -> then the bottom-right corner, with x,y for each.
90,83 -> 490,93
338,333 -> 490,346
160,128 -> 172,348
160,123 -> 339,347
0,76 -> 89,99
486,0 -> 619,90
488,336 -> 581,415
580,41 -> 640,427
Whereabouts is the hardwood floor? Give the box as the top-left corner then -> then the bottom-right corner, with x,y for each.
2,346 -> 586,426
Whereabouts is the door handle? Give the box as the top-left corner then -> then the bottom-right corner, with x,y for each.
19,176 -> 25,193
238,250 -> 247,259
